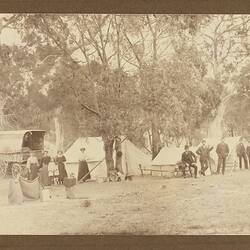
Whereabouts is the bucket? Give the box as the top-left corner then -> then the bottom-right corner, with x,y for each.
40,188 -> 52,202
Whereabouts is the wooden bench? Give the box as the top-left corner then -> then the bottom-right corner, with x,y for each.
138,164 -> 192,178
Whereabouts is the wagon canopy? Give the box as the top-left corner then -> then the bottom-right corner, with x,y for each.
0,130 -> 46,153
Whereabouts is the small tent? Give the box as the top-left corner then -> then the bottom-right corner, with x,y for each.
151,146 -> 186,177
64,136 -> 151,180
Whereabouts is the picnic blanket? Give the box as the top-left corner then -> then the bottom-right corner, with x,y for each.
19,177 -> 40,200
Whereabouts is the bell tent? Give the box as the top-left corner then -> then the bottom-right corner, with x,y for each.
64,136 -> 151,179
150,146 -> 186,177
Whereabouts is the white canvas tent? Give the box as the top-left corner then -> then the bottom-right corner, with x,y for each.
64,136 -> 151,180
150,146 -> 186,177
152,146 -> 183,166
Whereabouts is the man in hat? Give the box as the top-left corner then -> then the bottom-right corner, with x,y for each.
236,137 -> 248,170
181,145 -> 198,178
216,137 -> 229,175
196,139 -> 214,176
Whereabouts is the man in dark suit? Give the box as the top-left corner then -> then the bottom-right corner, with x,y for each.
236,137 -> 248,170
196,139 -> 213,176
216,137 -> 229,175
181,145 -> 198,178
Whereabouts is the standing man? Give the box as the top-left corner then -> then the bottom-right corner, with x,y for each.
216,137 -> 229,175
181,145 -> 198,178
246,141 -> 250,168
196,139 -> 214,176
114,136 -> 123,174
236,137 -> 248,170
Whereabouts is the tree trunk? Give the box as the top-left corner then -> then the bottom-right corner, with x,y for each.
151,116 -> 162,160
54,107 -> 64,151
0,96 -> 9,130
103,135 -> 115,177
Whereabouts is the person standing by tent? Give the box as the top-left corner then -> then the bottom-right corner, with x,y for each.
216,137 -> 229,175
236,137 -> 248,170
26,151 -> 39,181
48,157 -> 59,184
39,150 -> 51,186
55,150 -> 67,184
114,136 -> 123,174
78,147 -> 91,182
181,145 -> 198,178
196,139 -> 213,176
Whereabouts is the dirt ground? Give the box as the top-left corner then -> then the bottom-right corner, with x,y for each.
1,169 -> 250,235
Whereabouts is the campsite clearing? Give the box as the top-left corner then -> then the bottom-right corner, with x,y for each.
1,170 -> 250,234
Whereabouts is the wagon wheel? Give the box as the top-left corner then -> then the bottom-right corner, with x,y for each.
11,163 -> 21,179
0,160 -> 8,177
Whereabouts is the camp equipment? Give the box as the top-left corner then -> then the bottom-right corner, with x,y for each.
40,187 -> 52,202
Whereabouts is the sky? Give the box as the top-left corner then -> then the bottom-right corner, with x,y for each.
0,14 -> 21,45
0,14 -> 249,78
0,28 -> 21,45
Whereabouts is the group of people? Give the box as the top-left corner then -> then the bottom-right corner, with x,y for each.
180,137 -> 250,178
23,147 -> 91,186
24,150 -> 68,185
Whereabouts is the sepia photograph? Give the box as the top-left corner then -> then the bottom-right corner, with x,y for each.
0,14 -> 249,236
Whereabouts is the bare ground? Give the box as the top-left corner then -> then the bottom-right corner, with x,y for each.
0,169 -> 250,235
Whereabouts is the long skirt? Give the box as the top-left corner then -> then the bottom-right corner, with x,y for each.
78,161 -> 91,181
39,164 -> 50,186
58,163 -> 68,184
29,164 -> 39,181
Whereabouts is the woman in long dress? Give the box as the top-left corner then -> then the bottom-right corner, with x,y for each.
39,150 -> 51,186
78,147 -> 91,182
26,152 -> 39,181
55,150 -> 67,184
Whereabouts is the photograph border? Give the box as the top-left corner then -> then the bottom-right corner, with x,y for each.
1,0 -> 250,249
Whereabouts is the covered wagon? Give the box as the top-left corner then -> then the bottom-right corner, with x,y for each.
0,130 -> 46,177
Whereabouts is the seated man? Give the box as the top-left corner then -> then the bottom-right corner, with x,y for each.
181,145 -> 198,178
